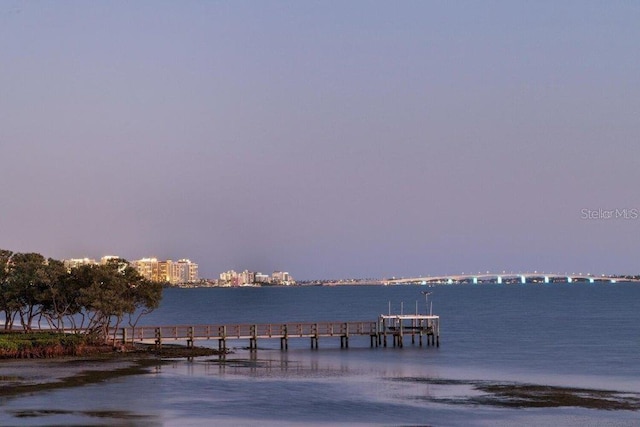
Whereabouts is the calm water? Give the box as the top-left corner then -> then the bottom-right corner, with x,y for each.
2,283 -> 639,426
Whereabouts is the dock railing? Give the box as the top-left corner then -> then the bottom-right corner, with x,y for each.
111,314 -> 440,351
114,320 -> 382,350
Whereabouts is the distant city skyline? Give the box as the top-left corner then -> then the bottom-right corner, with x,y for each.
2,2 -> 639,280
63,255 -> 199,284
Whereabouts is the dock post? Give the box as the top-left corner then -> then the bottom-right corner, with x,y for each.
340,322 -> 349,349
436,335 -> 440,347
382,316 -> 388,347
312,323 -> 319,349
281,324 -> 288,351
395,334 -> 400,347
411,319 -> 415,345
250,324 -> 257,350
154,328 -> 162,349
218,325 -> 226,352
345,323 -> 349,348
187,326 -> 194,349
340,335 -> 349,349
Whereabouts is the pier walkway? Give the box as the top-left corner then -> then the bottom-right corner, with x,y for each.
114,314 -> 440,351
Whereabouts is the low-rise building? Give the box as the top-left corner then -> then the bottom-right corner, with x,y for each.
63,258 -> 97,271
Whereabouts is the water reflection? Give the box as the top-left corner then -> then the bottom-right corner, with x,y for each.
2,350 -> 639,427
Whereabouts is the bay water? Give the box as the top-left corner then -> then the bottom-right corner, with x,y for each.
1,283 -> 639,426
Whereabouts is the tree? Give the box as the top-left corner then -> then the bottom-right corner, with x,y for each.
74,259 -> 162,343
6,253 -> 50,331
39,258 -> 78,331
125,269 -> 163,340
0,250 -> 163,343
73,262 -> 127,339
0,249 -> 16,329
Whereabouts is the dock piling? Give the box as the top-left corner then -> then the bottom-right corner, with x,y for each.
116,316 -> 439,353
154,327 -> 162,349
187,326 -> 194,348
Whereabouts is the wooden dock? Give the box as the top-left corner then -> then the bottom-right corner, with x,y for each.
114,314 -> 440,351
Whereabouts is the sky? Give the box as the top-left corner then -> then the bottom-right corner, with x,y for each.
1,1 -> 639,280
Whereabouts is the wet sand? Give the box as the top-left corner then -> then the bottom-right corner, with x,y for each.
3,352 -> 639,414
0,344 -> 222,399
391,377 -> 640,410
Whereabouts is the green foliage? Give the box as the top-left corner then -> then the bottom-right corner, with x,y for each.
5,253 -> 50,330
0,332 -> 91,357
0,249 -> 163,342
0,332 -> 87,351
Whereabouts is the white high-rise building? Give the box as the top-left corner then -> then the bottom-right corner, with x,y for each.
174,259 -> 198,284
133,258 -> 198,284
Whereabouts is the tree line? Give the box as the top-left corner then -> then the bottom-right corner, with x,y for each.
0,249 -> 162,342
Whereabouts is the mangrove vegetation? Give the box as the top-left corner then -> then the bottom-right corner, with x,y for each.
0,249 -> 162,345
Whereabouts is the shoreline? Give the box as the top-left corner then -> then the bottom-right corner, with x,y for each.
0,343 -> 225,399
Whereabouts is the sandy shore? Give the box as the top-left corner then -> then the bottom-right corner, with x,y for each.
0,344 -> 223,398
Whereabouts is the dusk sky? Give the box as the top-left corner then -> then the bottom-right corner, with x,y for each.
1,1 -> 639,280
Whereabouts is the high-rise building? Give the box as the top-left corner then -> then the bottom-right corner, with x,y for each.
158,260 -> 172,283
255,273 -> 270,284
100,255 -> 121,265
219,270 -> 237,286
63,256 -> 197,284
239,270 -> 256,285
133,258 -> 161,282
174,259 -> 198,284
149,259 -> 199,284
272,271 -> 291,284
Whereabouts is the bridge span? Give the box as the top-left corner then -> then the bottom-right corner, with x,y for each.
383,272 -> 638,285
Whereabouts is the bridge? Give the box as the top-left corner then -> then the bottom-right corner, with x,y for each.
383,272 -> 638,285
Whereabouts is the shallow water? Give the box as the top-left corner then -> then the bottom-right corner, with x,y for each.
1,283 -> 639,426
